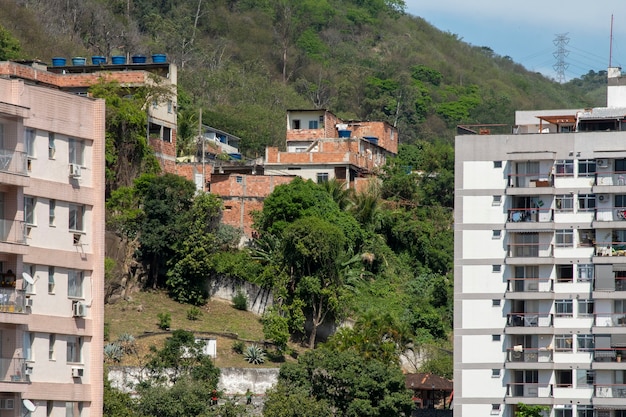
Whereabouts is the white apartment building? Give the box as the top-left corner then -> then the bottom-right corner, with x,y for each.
0,63 -> 105,416
455,68 -> 626,417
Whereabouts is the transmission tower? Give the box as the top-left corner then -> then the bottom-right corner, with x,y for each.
553,33 -> 570,83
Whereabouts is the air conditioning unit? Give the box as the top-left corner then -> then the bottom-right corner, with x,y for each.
72,301 -> 87,318
69,163 -> 82,178
24,366 -> 33,375
24,298 -> 33,308
597,159 -> 609,168
598,194 -> 610,203
71,366 -> 84,378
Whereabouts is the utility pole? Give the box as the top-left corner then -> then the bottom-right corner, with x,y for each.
553,33 -> 570,83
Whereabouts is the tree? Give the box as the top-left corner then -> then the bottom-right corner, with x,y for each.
0,25 -> 21,60
264,348 -> 413,417
515,403 -> 549,417
103,373 -> 139,417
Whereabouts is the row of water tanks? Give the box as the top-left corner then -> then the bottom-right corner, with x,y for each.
51,54 -> 167,66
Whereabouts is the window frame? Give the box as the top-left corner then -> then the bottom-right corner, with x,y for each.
67,270 -> 84,299
578,194 -> 596,211
68,138 -> 84,166
578,159 -> 596,177
68,204 -> 84,232
316,173 -> 329,184
555,334 -> 573,352
24,128 -> 35,158
577,334 -> 594,351
555,159 -> 574,176
24,196 -> 35,226
66,336 -> 82,364
555,229 -> 574,247
555,194 -> 574,212
555,299 -> 574,317
48,132 -> 55,159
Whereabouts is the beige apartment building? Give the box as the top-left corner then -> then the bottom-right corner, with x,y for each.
0,63 -> 105,416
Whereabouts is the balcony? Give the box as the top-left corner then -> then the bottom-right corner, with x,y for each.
507,313 -> 553,327
506,278 -> 553,293
506,383 -> 553,398
0,220 -> 26,245
593,348 -> 626,362
595,384 -> 626,398
0,357 -> 26,382
506,347 -> 553,363
595,172 -> 626,187
595,242 -> 626,257
0,288 -> 27,314
508,174 -> 553,189
595,313 -> 626,327
507,208 -> 554,224
507,243 -> 554,260
596,207 -> 626,222
0,150 -> 27,176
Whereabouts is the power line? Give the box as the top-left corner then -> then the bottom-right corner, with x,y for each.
553,33 -> 570,83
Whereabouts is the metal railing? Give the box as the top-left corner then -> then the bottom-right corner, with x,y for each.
506,278 -> 553,293
507,174 -> 553,189
507,243 -> 554,258
506,383 -> 553,398
507,208 -> 554,223
595,384 -> 626,398
0,150 -> 27,176
506,347 -> 553,363
506,313 -> 553,327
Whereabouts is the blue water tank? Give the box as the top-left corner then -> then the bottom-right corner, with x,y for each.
51,57 -> 66,66
152,54 -> 167,63
111,55 -> 126,64
338,130 -> 351,138
71,57 -> 86,66
131,54 -> 146,64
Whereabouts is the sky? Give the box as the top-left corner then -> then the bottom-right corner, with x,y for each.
404,0 -> 626,81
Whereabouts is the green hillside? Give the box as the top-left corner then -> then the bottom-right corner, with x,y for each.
1,0 -> 604,153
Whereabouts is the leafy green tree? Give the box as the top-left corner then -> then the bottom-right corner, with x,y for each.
0,25 -> 21,60
262,306 -> 290,353
135,174 -> 197,288
167,192 -> 222,304
103,373 -> 139,417
514,403 -> 550,417
264,348 -> 413,417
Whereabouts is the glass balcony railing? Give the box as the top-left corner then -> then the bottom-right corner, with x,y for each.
506,347 -> 553,363
507,383 -> 553,398
507,313 -> 553,327
595,313 -> 626,327
508,208 -> 554,223
506,278 -> 553,293
507,243 -> 554,258
595,384 -> 626,398
0,219 -> 26,244
0,357 -> 26,382
0,150 -> 27,176
508,174 -> 553,188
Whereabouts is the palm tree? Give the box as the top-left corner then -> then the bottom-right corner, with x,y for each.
320,178 -> 352,211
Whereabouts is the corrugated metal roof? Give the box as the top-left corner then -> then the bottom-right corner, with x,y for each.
578,107 -> 626,120
405,373 -> 453,390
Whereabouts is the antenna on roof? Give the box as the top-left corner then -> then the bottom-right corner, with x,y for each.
610,14 -> 614,68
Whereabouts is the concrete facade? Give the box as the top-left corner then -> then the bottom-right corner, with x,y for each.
0,72 -> 105,416
454,68 -> 626,417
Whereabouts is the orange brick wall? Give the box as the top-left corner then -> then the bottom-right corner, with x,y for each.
175,163 -> 212,188
351,121 -> 398,154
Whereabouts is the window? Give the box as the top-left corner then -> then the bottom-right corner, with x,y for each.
617,158 -> 626,173
616,194 -> 626,208
578,264 -> 594,282
493,161 -> 502,168
48,266 -> 55,293
576,371 -> 595,388
49,199 -> 55,226
24,196 -> 35,225
555,229 -> 574,247
578,299 -> 594,317
23,331 -> 33,361
292,120 -> 301,130
492,265 -> 501,273
492,299 -> 501,306
47,401 -> 53,417
66,336 -> 82,363
556,370 -> 573,388
492,334 -> 501,341
68,204 -> 84,232
578,230 -> 594,247
577,334 -> 594,351
235,176 -> 243,184
163,126 -> 172,143
555,160 -> 574,176
513,233 -> 539,257
167,100 -> 173,113
48,132 -> 55,159
67,270 -> 83,298
492,230 -> 501,239
49,334 -> 55,360
578,194 -> 596,211
68,138 -> 84,165
490,404 -> 500,415
317,173 -> 329,184
578,159 -> 596,176
555,334 -> 573,352
24,128 -> 35,158
491,369 -> 501,378
308,120 -> 318,129
556,299 -> 573,317
554,407 -> 573,417
65,401 -> 81,417
556,194 -> 574,211
557,264 -> 573,282
492,195 -> 502,205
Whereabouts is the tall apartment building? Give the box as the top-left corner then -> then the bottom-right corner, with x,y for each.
455,68 -> 626,417
0,63 -> 105,416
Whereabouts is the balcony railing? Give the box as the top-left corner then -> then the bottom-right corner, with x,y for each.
0,219 -> 26,245
593,348 -> 625,362
0,150 -> 27,176
595,172 -> 626,186
507,243 -> 554,258
506,347 -> 553,363
595,313 -> 626,327
0,288 -> 26,314
506,278 -> 553,293
595,384 -> 626,398
595,242 -> 626,257
507,313 -> 553,327
508,208 -> 554,223
596,207 -> 626,222
0,357 -> 26,382
507,383 -> 553,398
508,174 -> 553,189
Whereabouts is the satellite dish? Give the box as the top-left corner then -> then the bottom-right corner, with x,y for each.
22,272 -> 34,285
22,399 -> 36,412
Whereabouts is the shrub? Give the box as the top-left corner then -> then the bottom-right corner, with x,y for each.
104,322 -> 111,342
117,333 -> 137,354
243,344 -> 266,365
232,340 -> 245,354
187,306 -> 202,321
157,312 -> 171,330
232,290 -> 248,311
104,343 -> 123,363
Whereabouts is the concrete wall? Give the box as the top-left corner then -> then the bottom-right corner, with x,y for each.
209,276 -> 274,316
